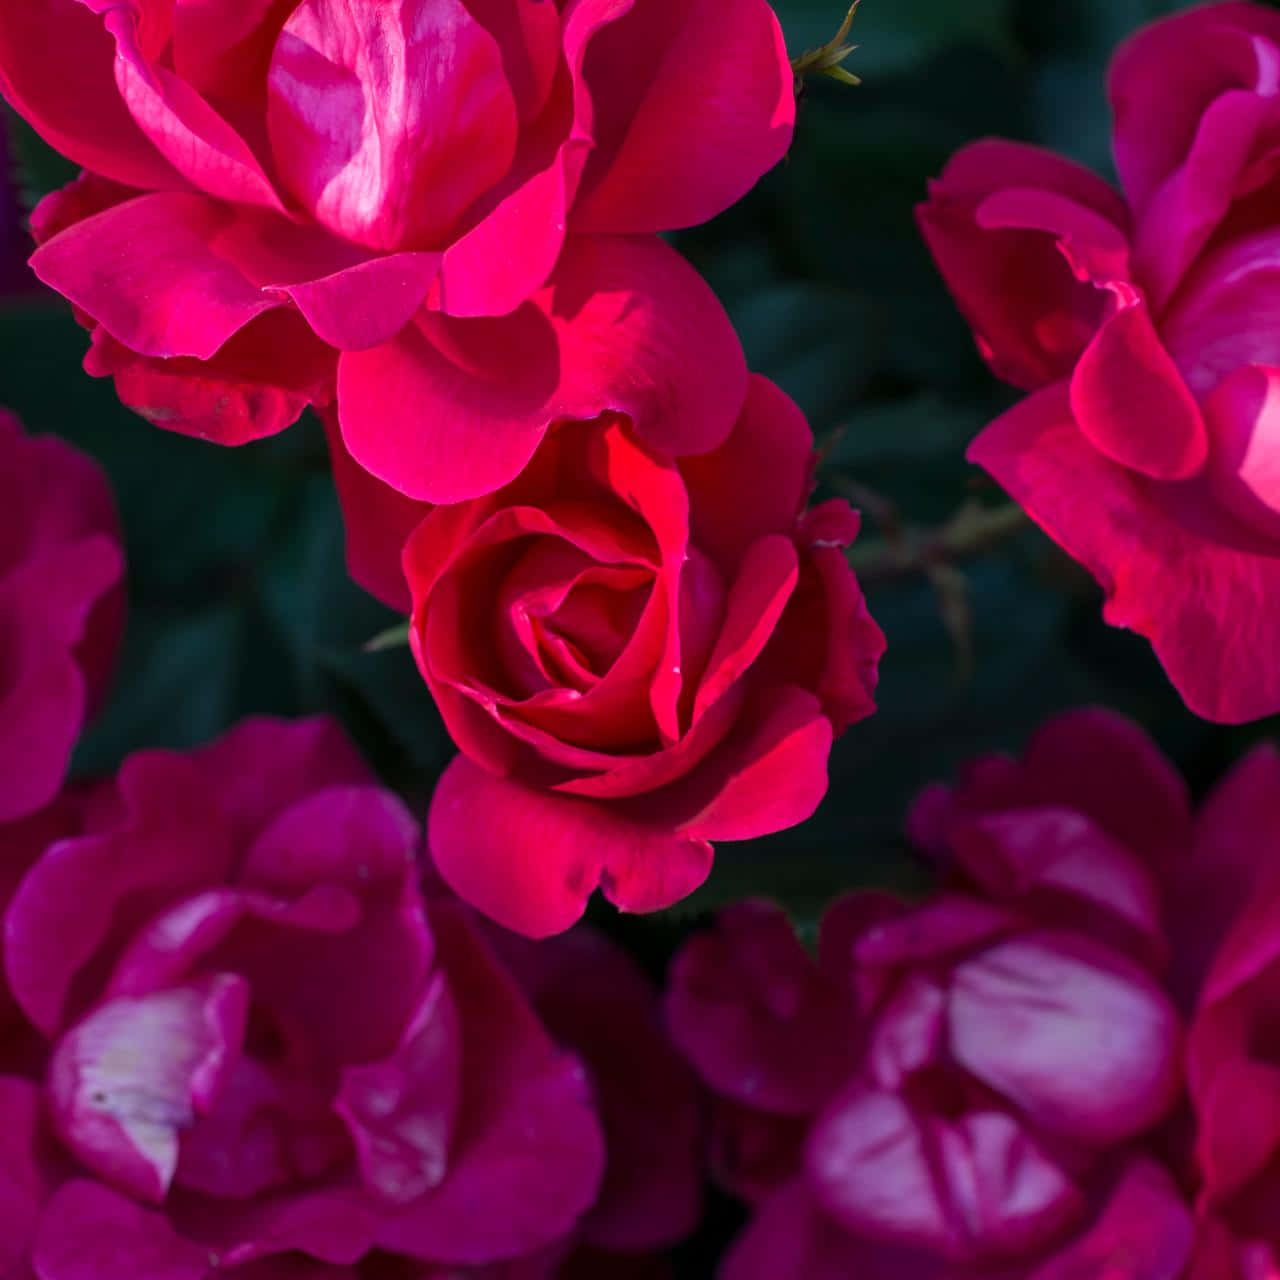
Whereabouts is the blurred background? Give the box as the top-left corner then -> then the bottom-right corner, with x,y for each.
2,0 -> 1268,940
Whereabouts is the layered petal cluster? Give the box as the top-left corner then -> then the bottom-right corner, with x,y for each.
0,409 -> 123,824
664,709 -> 1280,1277
918,1 -> 1280,722
0,717 -> 608,1276
2,0 -> 794,499
336,374 -> 884,936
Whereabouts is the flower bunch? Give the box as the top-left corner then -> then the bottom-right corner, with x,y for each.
666,708 -> 1280,1275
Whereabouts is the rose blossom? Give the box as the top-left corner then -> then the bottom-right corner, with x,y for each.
331,374 -> 884,936
917,1 -> 1280,722
0,716 -> 606,1277
668,709 -> 1197,1277
1,0 -> 792,502
0,409 -> 123,824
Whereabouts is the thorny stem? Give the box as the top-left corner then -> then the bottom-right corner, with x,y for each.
791,0 -> 863,88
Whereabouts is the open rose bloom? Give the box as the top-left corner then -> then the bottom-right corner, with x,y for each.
0,717 -> 618,1276
331,374 -> 885,936
0,410 -> 122,825
665,709 -> 1280,1276
0,0 -> 794,501
918,1 -> 1280,722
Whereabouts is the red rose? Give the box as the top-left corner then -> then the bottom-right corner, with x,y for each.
3,0 -> 792,501
917,2 -> 1280,722
336,375 -> 883,936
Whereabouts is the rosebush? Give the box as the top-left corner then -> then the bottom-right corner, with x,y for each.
330,374 -> 884,936
0,0 -> 793,501
919,0 -> 1280,723
0,717 -> 608,1275
0,408 -> 122,824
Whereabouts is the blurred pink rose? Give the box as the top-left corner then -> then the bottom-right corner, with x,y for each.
918,1 -> 1280,722
1,0 -> 793,501
0,717 -> 605,1277
0,410 -> 123,824
669,709 -> 1197,1277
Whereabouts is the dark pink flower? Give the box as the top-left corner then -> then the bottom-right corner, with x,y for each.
367,375 -> 882,936
0,717 -> 605,1275
667,709 -> 1195,1276
0,410 -> 123,824
2,0 -> 793,500
917,1 -> 1280,722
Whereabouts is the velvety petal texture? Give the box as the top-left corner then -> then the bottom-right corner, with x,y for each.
0,411 -> 124,823
2,0 -> 795,486
397,377 -> 882,935
664,708 -> 1224,1275
919,1 -> 1280,723
0,717 -> 607,1274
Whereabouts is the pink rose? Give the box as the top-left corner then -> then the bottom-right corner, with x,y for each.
0,410 -> 123,824
0,717 -> 605,1276
917,1 -> 1280,722
2,0 -> 792,501
354,375 -> 884,936
668,709 -> 1195,1277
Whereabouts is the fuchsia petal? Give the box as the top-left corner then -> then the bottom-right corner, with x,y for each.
373,899 -> 606,1260
30,194 -> 281,361
427,755 -> 712,937
571,0 -> 793,233
539,235 -> 748,461
335,972 -> 462,1207
948,934 -> 1183,1146
47,977 -> 250,1204
0,0 -> 181,191
338,304 -> 559,503
323,408 -> 432,612
1030,1159 -> 1194,1280
103,9 -> 283,210
268,0 -> 518,251
34,1180 -> 212,1280
1069,287 -> 1208,480
682,375 -> 814,573
970,382 -> 1280,723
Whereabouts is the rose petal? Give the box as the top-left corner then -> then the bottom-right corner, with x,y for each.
0,0 -> 181,190
969,382 -> 1280,723
338,303 -> 560,503
571,0 -> 793,233
31,194 -> 281,361
267,0 -> 517,250
427,754 -> 712,937
34,1180 -> 212,1280
1069,289 -> 1207,480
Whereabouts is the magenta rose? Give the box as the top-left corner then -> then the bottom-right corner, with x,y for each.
354,374 -> 885,936
2,0 -> 792,501
0,717 -> 606,1277
0,410 -> 123,824
917,1 -> 1280,722
668,709 -> 1195,1277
